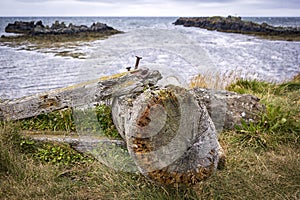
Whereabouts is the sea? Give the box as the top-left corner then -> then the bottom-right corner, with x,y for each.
0,17 -> 299,99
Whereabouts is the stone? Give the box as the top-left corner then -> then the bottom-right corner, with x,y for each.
5,21 -> 35,34
33,25 -> 45,34
36,20 -> 44,27
193,88 -> 265,132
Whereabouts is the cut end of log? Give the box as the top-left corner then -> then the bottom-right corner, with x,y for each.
123,85 -> 220,186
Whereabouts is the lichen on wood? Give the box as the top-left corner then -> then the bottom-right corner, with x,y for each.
116,85 -> 220,186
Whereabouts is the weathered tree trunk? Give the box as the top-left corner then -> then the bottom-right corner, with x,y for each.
112,85 -> 220,185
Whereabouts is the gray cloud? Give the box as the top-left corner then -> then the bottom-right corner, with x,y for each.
74,0 -> 152,3
259,0 -> 300,9
15,0 -> 53,2
3,0 -> 300,16
172,0 -> 236,2
229,0 -> 300,9
14,0 -> 300,9
74,0 -> 236,3
73,0 -> 300,11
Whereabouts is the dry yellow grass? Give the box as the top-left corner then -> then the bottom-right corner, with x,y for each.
1,123 -> 299,200
189,70 -> 238,90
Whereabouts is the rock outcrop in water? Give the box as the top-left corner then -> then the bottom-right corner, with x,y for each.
174,16 -> 300,39
5,20 -> 120,35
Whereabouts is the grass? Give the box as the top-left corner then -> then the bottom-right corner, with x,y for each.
189,70 -> 237,90
19,108 -> 76,133
0,74 -> 299,199
19,104 -> 120,139
226,75 -> 299,149
0,123 -> 197,199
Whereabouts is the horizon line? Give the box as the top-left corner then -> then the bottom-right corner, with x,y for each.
1,15 -> 300,18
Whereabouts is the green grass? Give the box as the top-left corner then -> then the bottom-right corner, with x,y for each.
226,75 -> 299,150
19,108 -> 76,132
0,74 -> 299,199
19,104 -> 120,139
95,104 -> 120,139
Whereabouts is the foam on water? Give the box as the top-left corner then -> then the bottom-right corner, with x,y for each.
0,46 -> 82,98
182,26 -> 300,82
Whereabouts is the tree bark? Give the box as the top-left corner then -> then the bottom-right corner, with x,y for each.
112,85 -> 220,186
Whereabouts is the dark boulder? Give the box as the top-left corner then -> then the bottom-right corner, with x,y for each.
5,21 -> 35,34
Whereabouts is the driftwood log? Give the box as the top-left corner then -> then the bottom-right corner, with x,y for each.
112,85 -> 220,185
0,69 -> 161,121
0,68 -> 265,186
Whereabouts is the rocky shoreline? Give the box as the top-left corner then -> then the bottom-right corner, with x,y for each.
0,20 -> 121,58
4,20 -> 120,36
174,16 -> 300,41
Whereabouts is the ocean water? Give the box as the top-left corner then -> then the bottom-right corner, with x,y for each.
0,17 -> 299,99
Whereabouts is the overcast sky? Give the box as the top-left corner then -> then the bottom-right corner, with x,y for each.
0,0 -> 299,17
